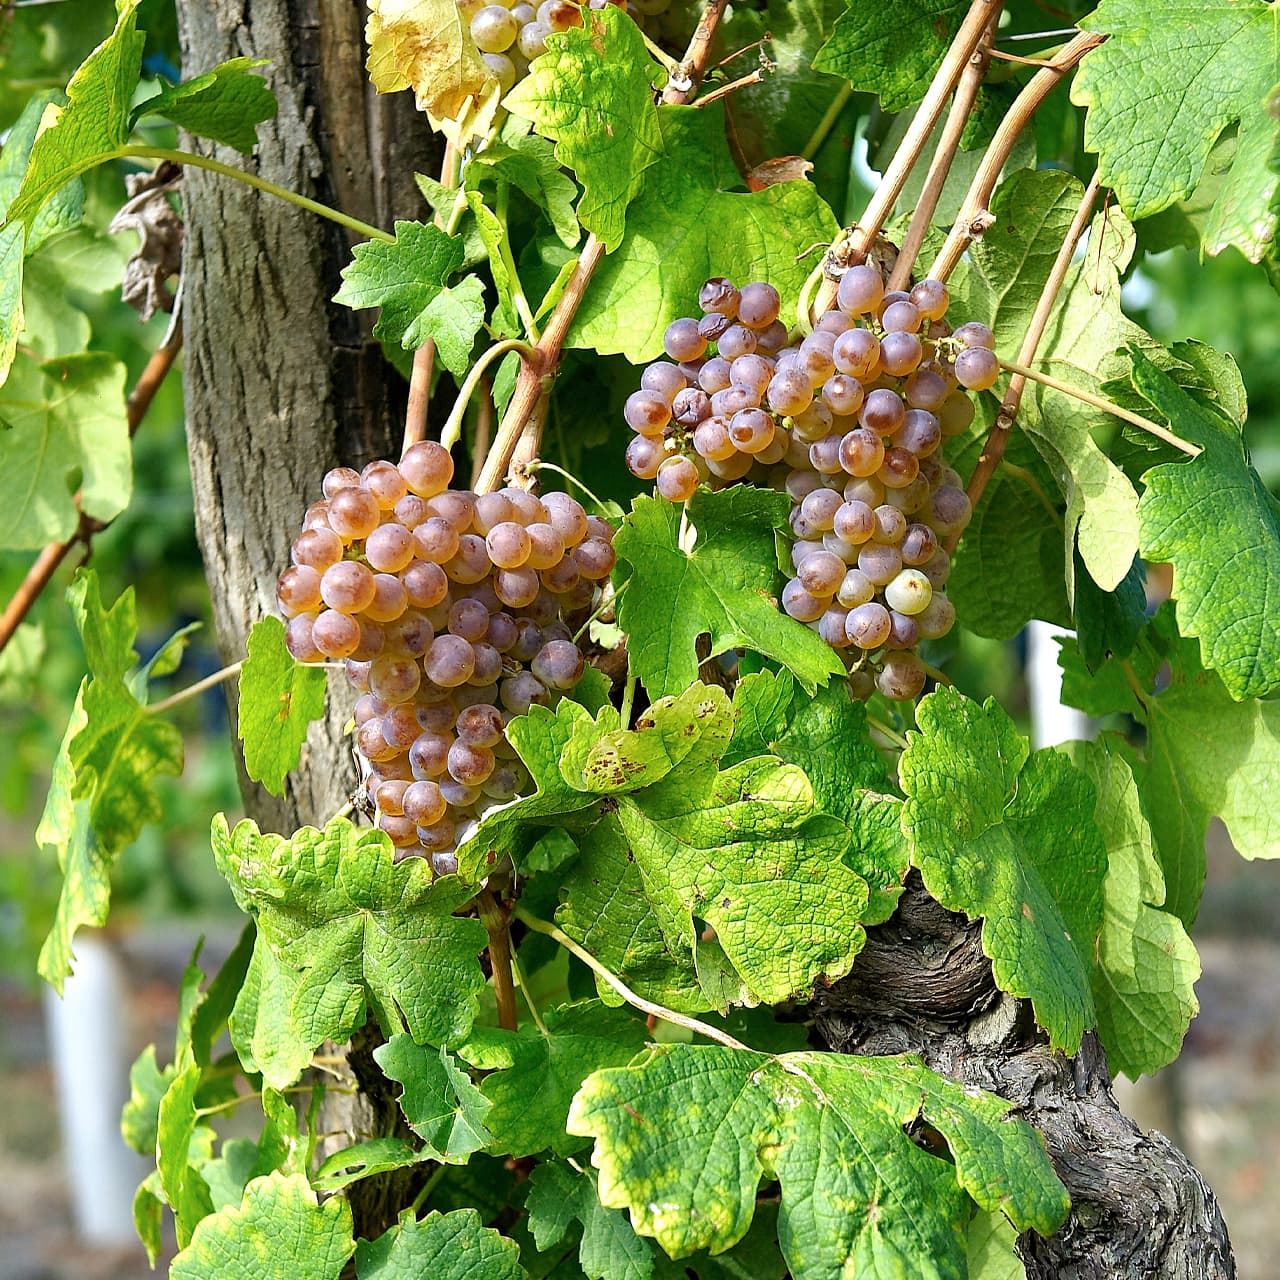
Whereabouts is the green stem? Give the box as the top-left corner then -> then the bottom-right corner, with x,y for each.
572,579 -> 627,644
195,1082 -> 352,1119
146,660 -> 242,715
525,460 -> 611,513
642,29 -> 682,74
512,908 -> 750,1051
122,146 -> 395,244
510,947 -> 549,1036
802,83 -> 853,160
620,663 -> 638,730
866,714 -> 909,750
409,1164 -> 448,1216
496,184 -> 541,341
440,339 -> 536,452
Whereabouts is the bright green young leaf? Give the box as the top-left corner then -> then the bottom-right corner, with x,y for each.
133,57 -> 278,153
238,618 -> 328,796
375,1036 -> 493,1162
170,1172 -> 355,1280
1073,0 -> 1280,261
568,1044 -> 1068,1276
525,1161 -> 656,1280
0,91 -> 85,252
0,351 -> 131,548
464,192 -> 522,337
313,1138 -> 425,1193
458,1001 -> 648,1157
134,1171 -> 166,1266
813,1 -> 968,110
2,1 -> 143,229
356,1208 -> 525,1280
569,104 -> 837,361
37,573 -> 183,989
0,223 -> 25,385
158,1063 -> 215,1246
1130,347 -> 1280,699
505,6 -> 661,251
613,489 -> 845,700
214,816 -> 488,1083
333,220 -> 465,346
227,938 -> 315,1089
967,1211 -> 1026,1280
949,168 -> 1144,594
122,1044 -> 176,1156
403,275 -> 486,375
900,687 -> 1105,1053
468,120 -> 580,248
727,671 -> 909,924
1075,738 -> 1199,1080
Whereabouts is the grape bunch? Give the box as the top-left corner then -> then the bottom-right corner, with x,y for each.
459,0 -> 675,95
624,265 -> 996,702
276,441 -> 615,874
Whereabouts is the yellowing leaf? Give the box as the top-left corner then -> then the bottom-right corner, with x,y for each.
366,0 -> 492,125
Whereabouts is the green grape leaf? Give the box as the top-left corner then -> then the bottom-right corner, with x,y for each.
525,1161 -> 655,1280
1071,552 -> 1147,672
134,1171 -> 166,1266
0,91 -> 85,253
238,618 -> 328,796
950,169 -> 1146,594
1075,738 -> 1199,1080
36,572 -> 184,989
0,351 -> 131,548
813,1 -> 968,111
227,938 -> 315,1089
313,1138 -> 426,1192
967,1211 -> 1026,1280
122,1044 -> 176,1156
22,228 -> 127,361
458,1001 -> 648,1158
0,222 -> 24,386
568,104 -> 837,361
403,275 -> 486,376
1,1 -> 143,230
170,1172 -> 355,1280
158,1062 -> 215,1246
375,1036 -> 493,1162
333,220 -> 466,347
613,489 -> 845,700
568,1044 -> 1069,1274
465,193 -> 521,338
468,120 -> 581,249
727,671 -> 909,924
900,687 -> 1105,1053
1129,347 -> 1280,699
133,57 -> 277,153
214,816 -> 488,1085
1073,0 -> 1280,261
504,6 -> 661,251
365,0 -> 492,126
356,1208 -> 525,1280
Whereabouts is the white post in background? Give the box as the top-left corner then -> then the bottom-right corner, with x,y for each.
1026,621 -> 1090,750
42,931 -> 150,1245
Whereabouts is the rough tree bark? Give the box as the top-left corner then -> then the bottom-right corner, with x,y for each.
810,874 -> 1237,1278
176,0 -> 439,1238
174,6 -> 1239,1269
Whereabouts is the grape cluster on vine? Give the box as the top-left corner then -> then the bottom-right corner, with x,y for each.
459,0 -> 676,94
625,265 -> 997,701
276,441 -> 614,872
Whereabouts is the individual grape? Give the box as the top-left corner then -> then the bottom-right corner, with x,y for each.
470,642 -> 505,689
409,732 -> 451,779
909,278 -> 950,320
428,490 -> 476,530
799,487 -> 843,530
879,331 -> 923,377
413,517 -> 461,565
877,446 -> 920,490
494,566 -> 541,608
365,573 -> 409,623
836,567 -> 875,608
871,504 -> 907,544
521,523 -> 563,571
654,455 -> 700,502
574,537 -> 616,580
277,565 -> 322,617
808,435 -> 844,475
707,450 -> 755,481
625,434 -> 665,481
698,311 -> 732,343
442,598 -> 486,643
379,813 -> 420,848
482,52 -> 517,93
699,276 -> 739,316
881,299 -> 922,334
920,548 -> 952,589
730,354 -> 773,398
710,385 -> 757,416
797,550 -> 846,596
937,390 -> 976,437
311,610 -> 361,660
322,466 -> 362,498
481,761 -> 526,800
844,474 -> 886,508
399,440 -> 454,497
916,593 -> 956,640
884,474 -> 931,515
448,739 -> 495,786
531,639 -> 585,689
328,487 -> 380,541
353,692 -> 383,726
785,470 -> 822,502
832,499 -> 875,546
926,485 -> 972,536
822,374 -> 864,417
954,346 -> 1000,391
845,601 -> 892,649
838,428 -> 884,478
368,654 -> 420,703
292,527 -> 343,571
792,400 -> 834,441
500,670 -> 550,714
302,501 -> 332,532
797,333 -> 836,386
815,309 -> 852,336
472,492 -> 514,535
663,317 -> 706,362
904,369 -> 949,412
818,608 -> 852,648
848,669 -> 876,701
357,717 -> 400,763
736,281 -> 781,328
320,560 -> 376,613
755,319 -> 789,354
346,659 -> 373,692
486,521 -> 533,569
285,612 -> 323,663
766,368 -> 814,416
383,701 -> 423,749
895,409 -> 942,458
394,495 -> 432,531
472,4 -> 518,51
455,703 -> 504,748
352,619 -> 385,661
430,849 -> 460,876
518,19 -> 551,58
540,555 -> 581,594
860,388 -> 906,436
716,324 -> 758,360
362,459 -> 409,508
884,568 -> 933,616
399,562 -> 448,612
692,417 -> 734,462
697,357 -> 733,393
781,578 -> 828,622
901,523 -> 939,567
876,652 -> 927,700
858,542 -> 902,586
365,523 -> 415,573
446,534 -> 492,584
641,361 -> 688,399
833,328 -> 880,379
624,389 -> 672,436
510,618 -> 542,663
403,780 -> 447,827
836,264 -> 884,315
952,321 -> 995,350
885,610 -> 919,649
721,409 -> 769,456
424,634 -> 475,687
